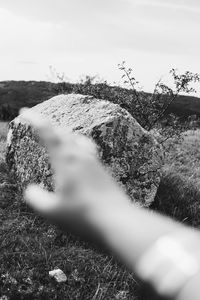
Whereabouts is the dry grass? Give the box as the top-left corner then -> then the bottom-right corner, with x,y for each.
152,129 -> 200,227
164,129 -> 200,182
152,170 -> 200,227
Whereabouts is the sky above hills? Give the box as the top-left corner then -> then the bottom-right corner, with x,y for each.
0,0 -> 200,93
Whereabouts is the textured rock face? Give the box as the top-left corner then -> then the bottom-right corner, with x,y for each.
6,94 -> 163,206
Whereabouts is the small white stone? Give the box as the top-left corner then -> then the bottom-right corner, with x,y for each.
49,269 -> 67,283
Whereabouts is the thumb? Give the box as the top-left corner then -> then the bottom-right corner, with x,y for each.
24,184 -> 59,215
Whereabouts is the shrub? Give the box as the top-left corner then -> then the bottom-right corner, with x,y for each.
118,62 -> 200,131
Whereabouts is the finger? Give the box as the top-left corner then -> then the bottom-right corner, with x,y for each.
19,108 -> 61,150
24,184 -> 59,214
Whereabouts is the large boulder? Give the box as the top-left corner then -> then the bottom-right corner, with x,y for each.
6,94 -> 163,206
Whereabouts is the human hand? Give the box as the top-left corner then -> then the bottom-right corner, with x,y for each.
21,108 -> 129,237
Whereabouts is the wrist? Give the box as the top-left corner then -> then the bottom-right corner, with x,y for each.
135,229 -> 200,300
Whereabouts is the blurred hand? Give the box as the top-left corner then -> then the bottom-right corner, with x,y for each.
21,108 -> 129,237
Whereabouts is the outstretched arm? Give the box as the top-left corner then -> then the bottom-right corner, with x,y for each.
21,108 -> 200,300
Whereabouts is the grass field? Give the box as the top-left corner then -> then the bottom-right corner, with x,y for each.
1,121 -> 200,299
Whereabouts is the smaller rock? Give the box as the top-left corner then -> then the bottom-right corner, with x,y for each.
49,269 -> 67,283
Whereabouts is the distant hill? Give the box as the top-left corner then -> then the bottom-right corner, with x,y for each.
0,81 -> 58,120
1,80 -> 200,121
168,94 -> 200,116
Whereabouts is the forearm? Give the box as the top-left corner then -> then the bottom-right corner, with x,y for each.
89,202 -> 177,268
22,109 -> 200,300
88,201 -> 200,300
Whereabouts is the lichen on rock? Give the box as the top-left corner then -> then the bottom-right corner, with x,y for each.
6,94 -> 163,206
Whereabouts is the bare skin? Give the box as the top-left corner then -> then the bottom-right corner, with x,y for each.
21,108 -> 200,300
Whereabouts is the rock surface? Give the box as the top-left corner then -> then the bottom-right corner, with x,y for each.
6,94 -> 163,206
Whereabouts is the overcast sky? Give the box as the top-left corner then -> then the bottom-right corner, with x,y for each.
0,0 -> 200,92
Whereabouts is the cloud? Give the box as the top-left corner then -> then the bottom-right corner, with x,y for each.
0,0 -> 128,23
1,0 -> 199,58
18,61 -> 38,65
0,0 -> 200,92
128,0 -> 200,13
